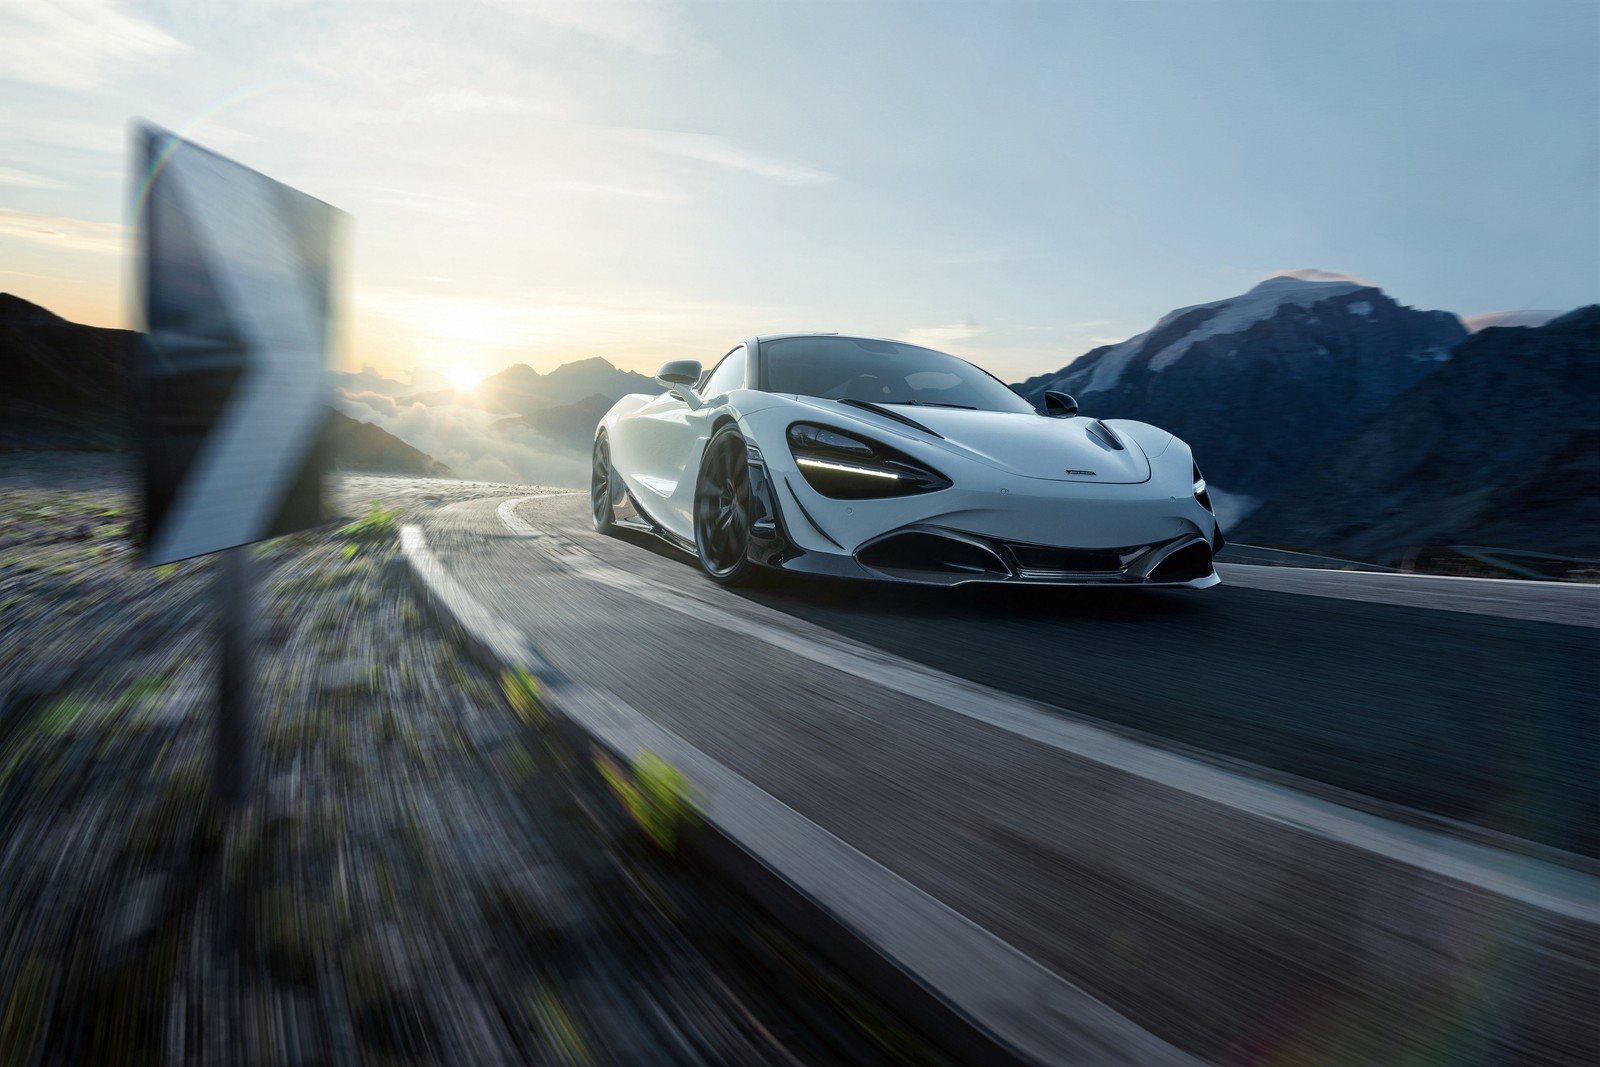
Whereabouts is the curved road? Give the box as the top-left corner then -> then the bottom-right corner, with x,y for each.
430,491 -> 1598,860
401,486 -> 1599,1065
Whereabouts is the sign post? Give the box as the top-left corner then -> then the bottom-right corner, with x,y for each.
216,546 -> 254,805
132,123 -> 345,807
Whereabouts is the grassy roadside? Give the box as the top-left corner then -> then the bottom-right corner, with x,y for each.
0,470 -> 955,1067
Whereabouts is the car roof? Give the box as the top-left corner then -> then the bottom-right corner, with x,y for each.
754,332 -> 910,346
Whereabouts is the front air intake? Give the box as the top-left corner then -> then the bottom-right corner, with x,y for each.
857,530 -> 1009,580
1146,540 -> 1214,584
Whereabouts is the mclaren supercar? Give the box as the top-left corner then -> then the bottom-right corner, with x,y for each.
591,333 -> 1223,588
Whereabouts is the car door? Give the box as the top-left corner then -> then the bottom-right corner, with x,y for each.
614,346 -> 744,539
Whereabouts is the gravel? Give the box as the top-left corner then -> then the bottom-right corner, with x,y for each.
0,454 -> 952,1067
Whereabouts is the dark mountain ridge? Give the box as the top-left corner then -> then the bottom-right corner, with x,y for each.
0,293 -> 136,448
1,294 -> 449,477
325,410 -> 452,477
1014,277 -> 1466,505
1234,307 -> 1600,562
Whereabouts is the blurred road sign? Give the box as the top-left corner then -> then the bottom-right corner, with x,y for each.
134,122 -> 344,565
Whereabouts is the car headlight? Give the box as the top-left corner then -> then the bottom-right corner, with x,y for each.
1193,462 -> 1212,511
787,423 -> 952,499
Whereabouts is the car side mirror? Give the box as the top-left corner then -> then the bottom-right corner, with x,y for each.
655,360 -> 704,408
1044,390 -> 1078,417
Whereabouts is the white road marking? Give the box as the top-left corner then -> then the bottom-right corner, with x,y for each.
490,494 -> 1600,923
497,493 -> 574,537
1217,562 -> 1599,628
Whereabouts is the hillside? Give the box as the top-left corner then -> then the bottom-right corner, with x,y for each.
0,293 -> 136,448
1234,306 -> 1600,563
325,410 -> 453,477
1,294 -> 451,477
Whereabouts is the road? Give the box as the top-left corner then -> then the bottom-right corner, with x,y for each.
405,487 -> 1598,1065
431,491 -> 1598,861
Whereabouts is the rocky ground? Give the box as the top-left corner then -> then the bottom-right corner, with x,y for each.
0,453 -> 951,1067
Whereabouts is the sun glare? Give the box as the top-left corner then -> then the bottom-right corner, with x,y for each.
448,365 -> 484,392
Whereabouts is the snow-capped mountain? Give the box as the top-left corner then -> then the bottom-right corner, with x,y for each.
1014,275 -> 1466,519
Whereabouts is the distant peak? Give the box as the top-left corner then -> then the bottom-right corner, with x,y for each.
1263,268 -> 1376,288
1250,274 -> 1369,295
1545,305 -> 1600,329
493,363 -> 541,381
550,356 -> 619,372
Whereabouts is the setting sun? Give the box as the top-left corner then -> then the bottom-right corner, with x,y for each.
447,365 -> 484,392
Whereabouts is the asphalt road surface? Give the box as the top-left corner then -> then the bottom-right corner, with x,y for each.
425,491 -> 1598,862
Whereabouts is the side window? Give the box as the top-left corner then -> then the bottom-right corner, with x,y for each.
701,346 -> 746,396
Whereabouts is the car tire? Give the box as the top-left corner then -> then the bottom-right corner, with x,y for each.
591,431 -> 617,534
693,424 -> 757,585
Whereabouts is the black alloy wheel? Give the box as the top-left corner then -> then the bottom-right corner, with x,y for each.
591,432 -> 616,534
693,425 -> 755,584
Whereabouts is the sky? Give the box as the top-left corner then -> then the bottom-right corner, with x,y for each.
0,0 -> 1596,386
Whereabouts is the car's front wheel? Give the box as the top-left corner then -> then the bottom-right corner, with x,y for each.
693,424 -> 756,585
591,431 -> 617,534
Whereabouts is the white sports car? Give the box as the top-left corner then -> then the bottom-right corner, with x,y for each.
592,334 -> 1223,588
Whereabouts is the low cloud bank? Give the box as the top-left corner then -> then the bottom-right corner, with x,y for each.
333,390 -> 587,488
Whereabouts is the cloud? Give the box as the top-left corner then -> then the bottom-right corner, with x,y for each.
0,167 -> 69,190
617,129 -> 836,185
902,320 -> 982,349
0,209 -> 123,254
335,389 -> 401,417
0,106 -> 124,152
354,284 -> 783,364
0,0 -> 185,90
331,393 -> 589,488
367,188 -> 489,223
484,0 -> 702,57
543,179 -> 688,205
1089,335 -> 1128,346
1461,310 -> 1565,333
283,14 -> 569,128
1269,267 -> 1376,286
331,365 -> 444,398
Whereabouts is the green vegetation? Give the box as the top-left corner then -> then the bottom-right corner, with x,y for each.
597,747 -> 705,853
501,666 -> 550,728
36,696 -> 91,735
527,981 -> 592,1065
338,500 -> 398,542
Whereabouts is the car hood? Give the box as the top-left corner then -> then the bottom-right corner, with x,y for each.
783,397 -> 1153,483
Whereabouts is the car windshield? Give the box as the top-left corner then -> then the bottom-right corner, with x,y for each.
762,336 -> 1035,413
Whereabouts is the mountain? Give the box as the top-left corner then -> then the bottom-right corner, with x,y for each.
2,294 -> 451,478
0,293 -> 135,448
1233,307 -> 1600,563
397,357 -> 653,417
498,393 -> 615,453
1014,276 -> 1466,514
325,410 -> 452,477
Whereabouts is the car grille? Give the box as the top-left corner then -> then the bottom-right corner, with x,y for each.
1001,541 -> 1156,579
